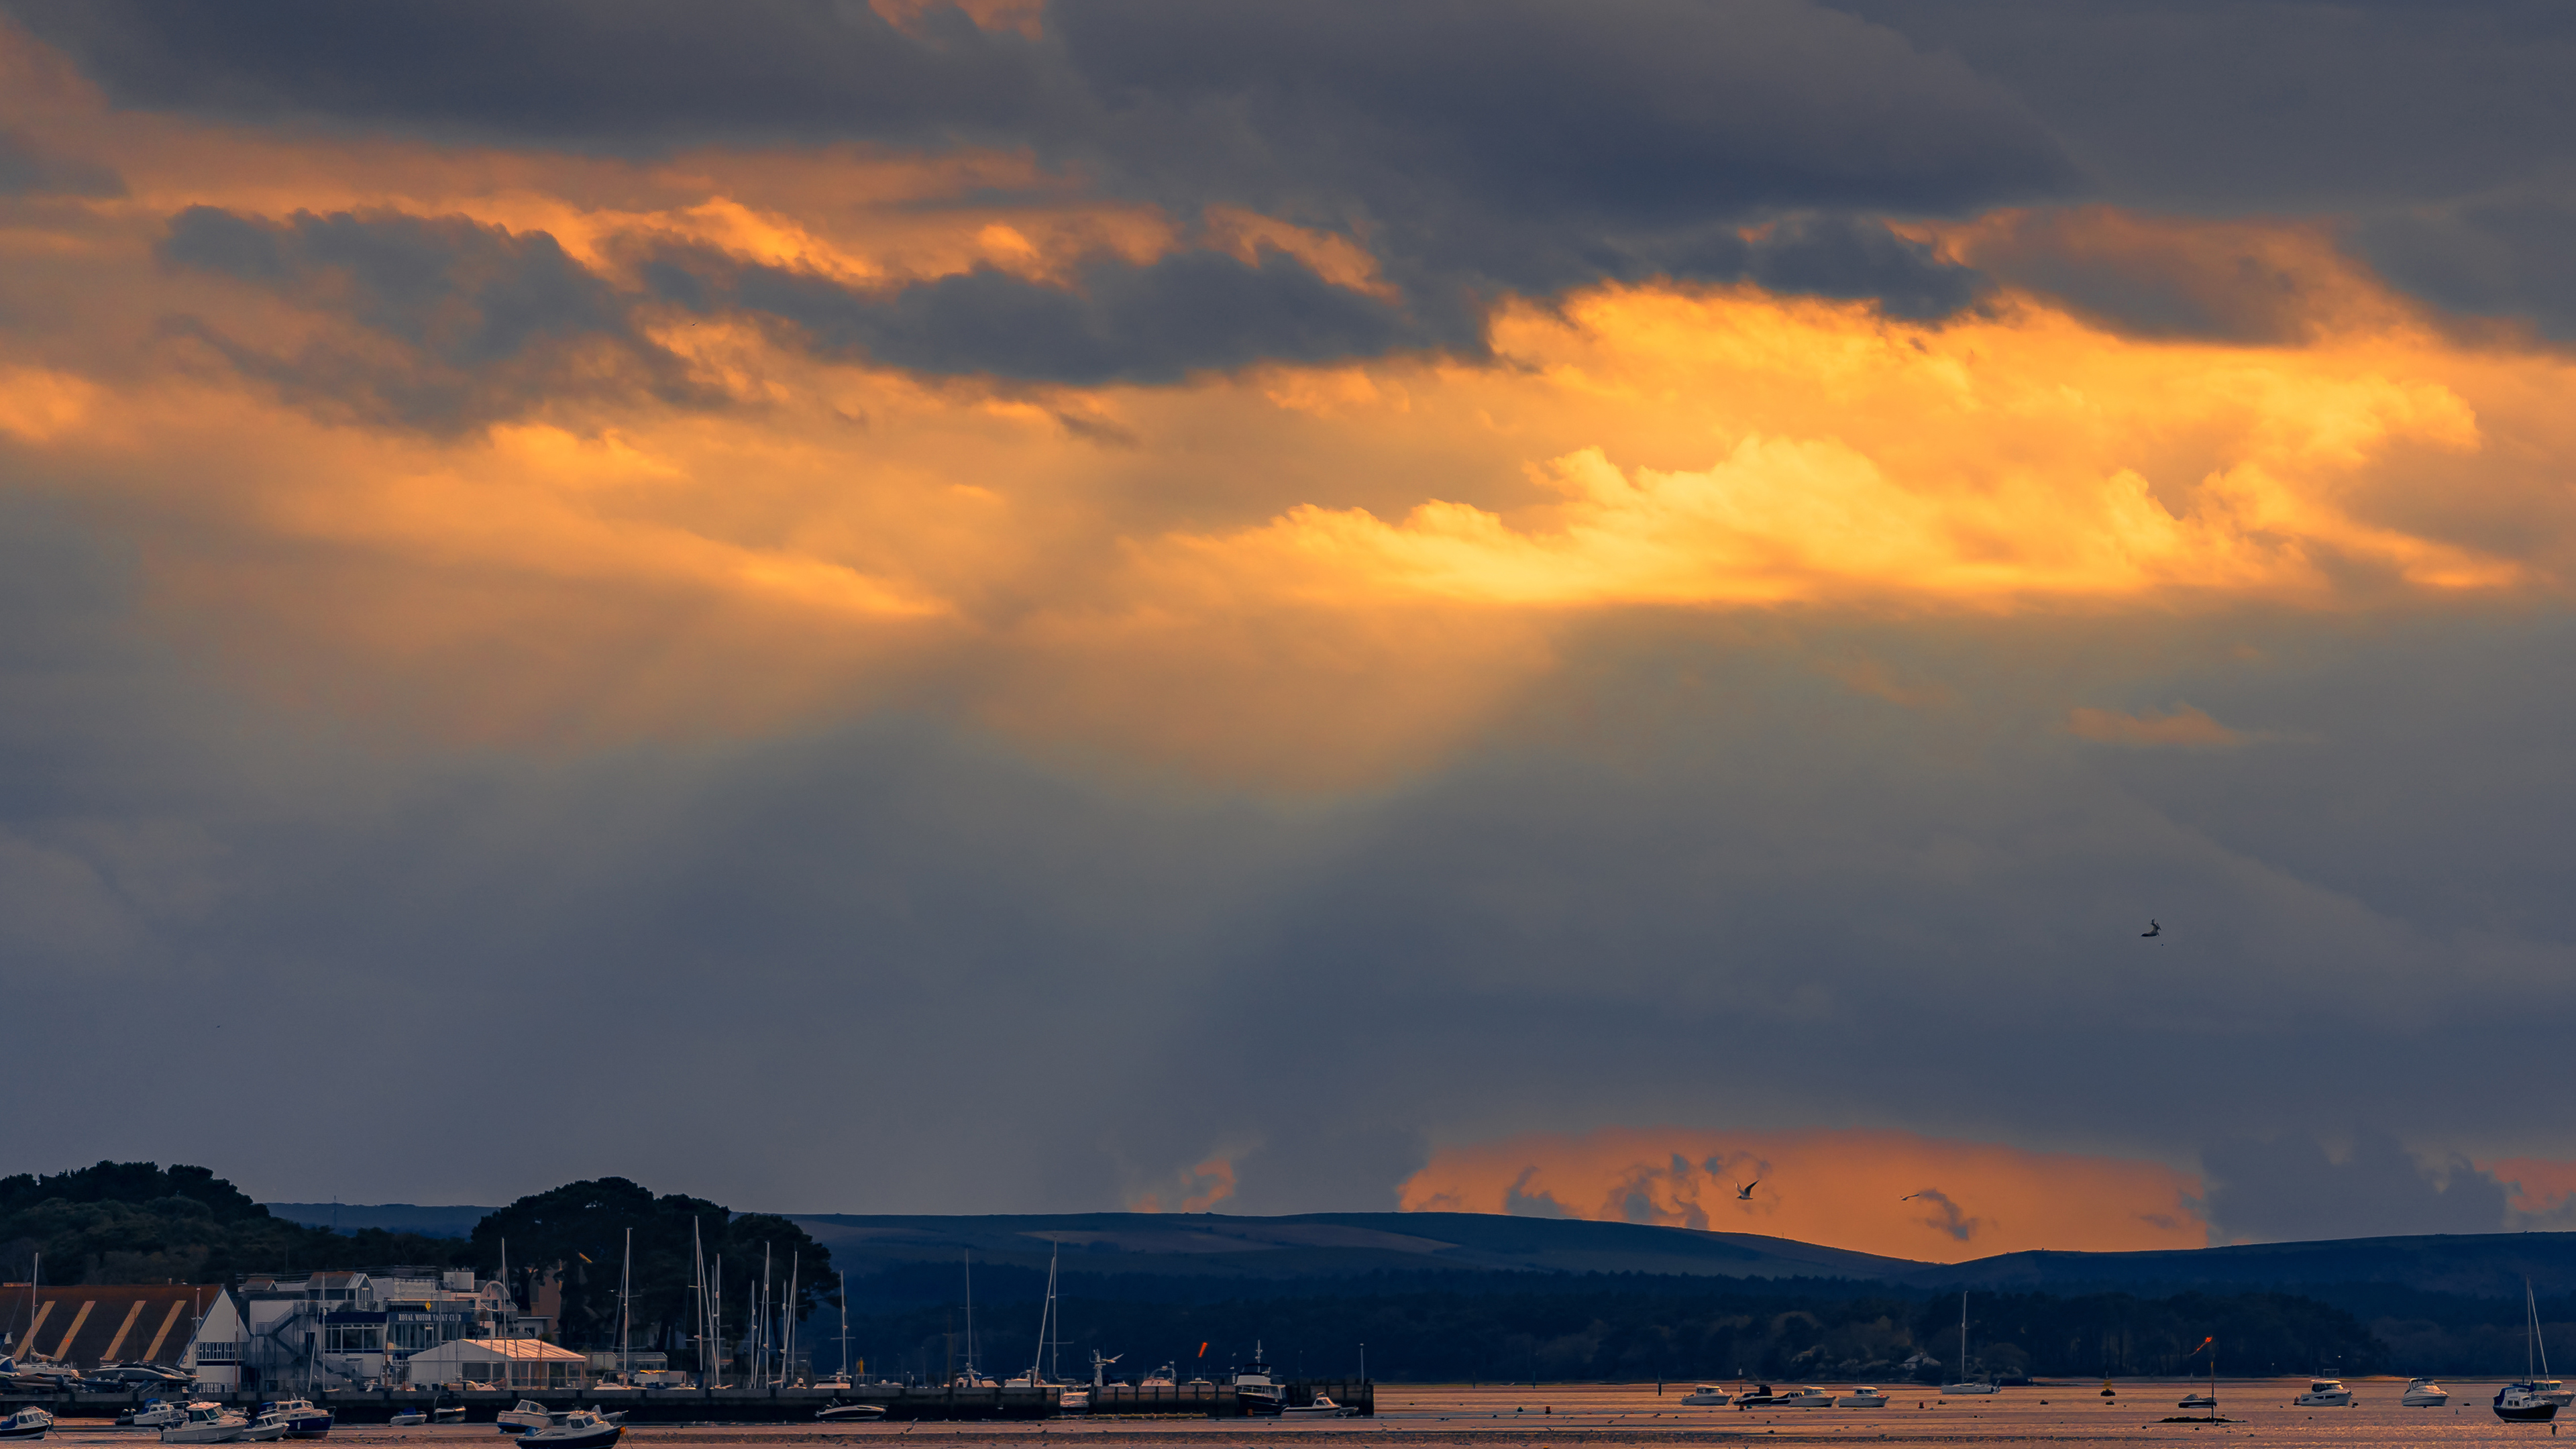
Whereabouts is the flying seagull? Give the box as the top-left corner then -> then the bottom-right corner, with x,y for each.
1735,1179 -> 1759,1200
1900,1191 -> 1929,1202
2141,920 -> 2161,937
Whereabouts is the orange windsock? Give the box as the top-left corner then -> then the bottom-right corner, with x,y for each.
1198,1343 -> 1208,1358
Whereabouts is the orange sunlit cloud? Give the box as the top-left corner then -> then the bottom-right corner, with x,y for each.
7,19 -> 2576,784
1400,1127 -> 2207,1262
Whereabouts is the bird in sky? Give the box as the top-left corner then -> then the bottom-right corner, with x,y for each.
1900,1191 -> 1929,1202
2141,920 -> 2161,937
1735,1179 -> 1759,1200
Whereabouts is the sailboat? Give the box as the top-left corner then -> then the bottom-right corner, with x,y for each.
1006,1246 -> 1062,1389
2534,1281 -> 2573,1407
1939,1292 -> 1998,1395
2496,1281 -> 2562,1422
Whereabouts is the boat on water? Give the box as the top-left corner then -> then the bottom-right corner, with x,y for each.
432,1408 -> 468,1424
2401,1378 -> 2449,1407
0,1408 -> 54,1442
238,1413 -> 291,1443
1281,1395 -> 1352,1419
1731,1386 -> 1794,1407
520,1411 -> 619,1449
1836,1387 -> 1888,1408
497,1402 -> 555,1434
813,1404 -> 886,1423
1056,1390 -> 1089,1414
1776,1387 -> 1833,1407
120,1400 -> 189,1429
2176,1392 -> 2216,1409
2500,1280 -> 2565,1421
1939,1291 -> 1998,1395
388,1412 -> 427,1428
2294,1378 -> 2353,1405
160,1405 -> 248,1444
1140,1364 -> 1177,1389
258,1400 -> 332,1438
1677,1385 -> 1730,1405
1231,1344 -> 1284,1415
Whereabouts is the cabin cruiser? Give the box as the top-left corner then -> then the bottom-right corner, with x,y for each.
1281,1395 -> 1353,1419
1677,1385 -> 1730,1405
120,1400 -> 190,1429
432,1408 -> 468,1424
1776,1387 -> 1834,1407
1732,1385 -> 1799,1406
520,1411 -> 619,1449
2498,1383 -> 2561,1421
2402,1378 -> 2449,1407
2536,1378 -> 2575,1407
161,1405 -> 249,1444
0,1356 -> 81,1390
1230,1344 -> 1284,1415
813,1403 -> 886,1422
497,1402 -> 555,1434
2176,1391 -> 2216,1409
1836,1387 -> 1888,1408
258,1400 -> 332,1438
238,1413 -> 291,1443
1939,1379 -> 1998,1395
2294,1379 -> 2353,1406
1140,1365 -> 1177,1389
0,1408 -> 52,1442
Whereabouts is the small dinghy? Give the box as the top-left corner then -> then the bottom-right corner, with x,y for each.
814,1403 -> 886,1423
519,1411 -> 620,1449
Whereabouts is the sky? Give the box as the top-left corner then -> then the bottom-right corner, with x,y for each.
5,0 -> 2576,1265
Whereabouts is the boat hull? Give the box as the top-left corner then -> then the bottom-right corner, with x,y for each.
521,1428 -> 620,1449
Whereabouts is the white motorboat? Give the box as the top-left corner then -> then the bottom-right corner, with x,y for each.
1777,1387 -> 1833,1407
520,1411 -> 619,1449
813,1404 -> 886,1422
496,1402 -> 555,1435
388,1412 -> 428,1428
2176,1392 -> 2216,1409
1677,1385 -> 1730,1405
1230,1344 -> 1284,1415
161,1405 -> 248,1444
258,1400 -> 332,1438
239,1413 -> 292,1443
1140,1365 -> 1177,1389
0,1408 -> 54,1442
1939,1291 -> 1998,1394
432,1409 -> 467,1424
1280,1395 -> 1352,1419
121,1400 -> 191,1429
2401,1378 -> 2449,1407
2294,1379 -> 2353,1406
1836,1387 -> 1888,1408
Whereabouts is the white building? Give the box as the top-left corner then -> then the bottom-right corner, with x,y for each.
181,1288 -> 248,1390
206,1271 -> 545,1392
400,1338 -> 588,1389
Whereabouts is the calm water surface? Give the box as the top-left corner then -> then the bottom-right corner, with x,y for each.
42,1380 -> 2574,1447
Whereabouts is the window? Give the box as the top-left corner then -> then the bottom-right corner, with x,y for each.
325,1324 -> 382,1354
196,1342 -> 241,1364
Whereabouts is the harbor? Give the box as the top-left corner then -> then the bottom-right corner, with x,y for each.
0,1381 -> 1376,1424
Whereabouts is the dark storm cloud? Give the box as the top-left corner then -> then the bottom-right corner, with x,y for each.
13,0 -> 2064,321
2200,1132 -> 2512,1242
157,207 -> 704,429
2354,194 -> 2576,343
651,244 -> 1438,385
0,126 -> 121,197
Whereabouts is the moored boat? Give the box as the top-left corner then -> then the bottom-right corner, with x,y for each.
238,1413 -> 290,1443
121,1400 -> 189,1429
2498,1383 -> 2560,1421
160,1405 -> 248,1444
814,1404 -> 885,1422
1836,1387 -> 1888,1408
496,1402 -> 555,1435
0,1408 -> 54,1442
1280,1395 -> 1352,1419
1777,1387 -> 1833,1407
1677,1385 -> 1729,1405
2401,1378 -> 2449,1407
1230,1344 -> 1284,1415
520,1411 -> 619,1449
388,1412 -> 427,1428
258,1400 -> 332,1438
2294,1379 -> 2353,1406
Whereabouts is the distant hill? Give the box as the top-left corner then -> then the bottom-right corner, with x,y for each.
785,1210 -> 1929,1285
265,1202 -> 495,1238
271,1200 -> 2576,1302
1913,1232 -> 2576,1299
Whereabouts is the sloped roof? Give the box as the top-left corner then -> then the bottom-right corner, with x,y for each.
405,1338 -> 584,1362
0,1285 -> 223,1366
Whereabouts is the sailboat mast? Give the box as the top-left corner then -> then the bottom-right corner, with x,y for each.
1960,1291 -> 1969,1382
621,1227 -> 633,1380
963,1251 -> 977,1381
